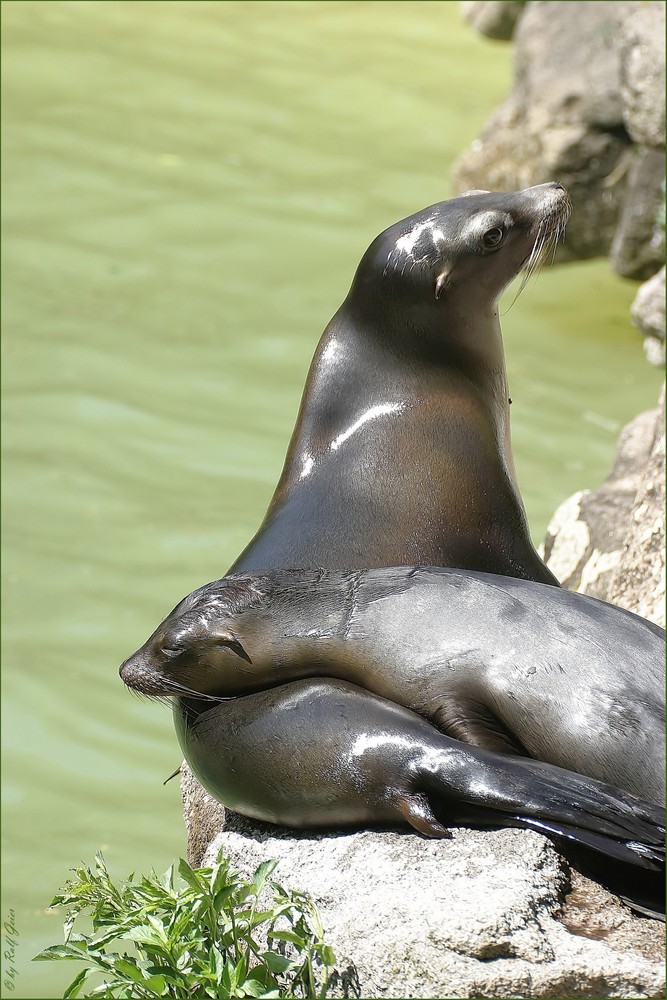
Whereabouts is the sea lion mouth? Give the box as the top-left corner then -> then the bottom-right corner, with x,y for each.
119,659 -> 230,703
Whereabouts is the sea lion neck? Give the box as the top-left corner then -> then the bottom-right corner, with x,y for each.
303,305 -> 511,438
336,285 -> 503,366
322,294 -> 506,380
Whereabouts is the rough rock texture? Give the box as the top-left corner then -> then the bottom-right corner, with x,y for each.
454,1 -> 635,261
632,267 -> 666,367
460,0 -> 526,40
605,396 -> 665,623
541,389 -> 665,627
619,1 -> 666,147
181,757 -> 226,868
610,146 -> 666,280
455,0 -> 666,279
183,806 -> 666,999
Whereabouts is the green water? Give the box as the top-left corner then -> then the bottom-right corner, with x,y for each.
1,2 -> 662,996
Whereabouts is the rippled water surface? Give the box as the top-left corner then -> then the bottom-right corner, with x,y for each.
2,2 -> 662,995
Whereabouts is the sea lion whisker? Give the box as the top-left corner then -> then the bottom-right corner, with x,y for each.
151,694 -> 182,710
169,685 -> 230,703
523,223 -> 558,283
156,675 -> 231,702
125,688 -> 175,710
503,220 -> 555,312
503,246 -> 542,311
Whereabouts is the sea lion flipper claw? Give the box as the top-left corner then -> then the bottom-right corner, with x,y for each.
395,791 -> 451,839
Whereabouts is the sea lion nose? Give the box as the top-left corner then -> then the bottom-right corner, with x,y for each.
119,655 -> 140,687
528,181 -> 566,196
119,653 -> 163,695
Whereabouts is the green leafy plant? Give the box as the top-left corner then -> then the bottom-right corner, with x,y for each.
34,851 -> 336,999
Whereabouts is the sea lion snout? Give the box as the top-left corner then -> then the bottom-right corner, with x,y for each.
119,650 -> 166,696
523,180 -> 571,213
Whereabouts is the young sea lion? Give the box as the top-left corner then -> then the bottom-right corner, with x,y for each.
121,567 -> 665,807
122,661 -> 664,873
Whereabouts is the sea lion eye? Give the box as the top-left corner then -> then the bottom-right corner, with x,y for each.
482,227 -> 504,250
161,646 -> 181,660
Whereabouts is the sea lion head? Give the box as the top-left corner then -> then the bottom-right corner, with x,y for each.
119,576 -> 271,700
120,569 -> 357,699
348,182 -> 571,321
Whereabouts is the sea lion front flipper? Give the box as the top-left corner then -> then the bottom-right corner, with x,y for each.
434,696 -> 528,756
394,791 -> 452,838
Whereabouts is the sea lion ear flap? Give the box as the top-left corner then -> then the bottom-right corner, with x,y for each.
435,269 -> 451,300
214,629 -> 253,664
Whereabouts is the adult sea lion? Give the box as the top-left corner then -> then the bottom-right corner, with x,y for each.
231,183 -> 569,584
121,567 -> 665,806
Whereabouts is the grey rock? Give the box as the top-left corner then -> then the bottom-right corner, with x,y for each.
181,754 -> 226,868
631,268 -> 666,368
189,819 -> 665,999
460,1 -> 526,40
542,386 -> 665,628
454,1 -> 636,261
610,147 -> 666,280
644,336 -> 666,368
620,1 -> 666,147
605,385 -> 665,623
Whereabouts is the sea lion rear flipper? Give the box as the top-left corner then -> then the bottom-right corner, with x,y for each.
395,791 -> 452,839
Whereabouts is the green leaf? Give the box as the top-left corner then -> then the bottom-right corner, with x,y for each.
112,958 -> 147,983
87,984 -> 121,998
244,909 -> 274,929
213,884 -> 246,915
251,861 -> 278,898
177,857 -> 206,894
62,967 -> 97,999
125,926 -> 169,947
143,964 -> 189,986
142,974 -> 167,994
33,943 -> 89,962
94,851 -> 108,874
239,975 -> 278,998
160,863 -> 175,894
146,913 -> 169,943
209,857 -> 234,894
259,952 -> 294,974
88,924 -> 131,950
319,944 -> 337,966
221,957 -> 239,993
266,929 -> 304,947
63,910 -> 77,943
